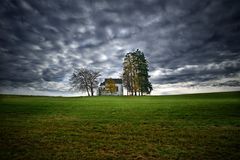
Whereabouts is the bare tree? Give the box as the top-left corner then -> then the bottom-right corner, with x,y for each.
69,68 -> 100,96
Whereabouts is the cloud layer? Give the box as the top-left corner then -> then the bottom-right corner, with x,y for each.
0,0 -> 240,95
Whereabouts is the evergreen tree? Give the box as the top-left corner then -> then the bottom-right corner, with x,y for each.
122,49 -> 152,96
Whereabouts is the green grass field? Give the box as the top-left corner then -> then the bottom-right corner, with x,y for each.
0,92 -> 240,160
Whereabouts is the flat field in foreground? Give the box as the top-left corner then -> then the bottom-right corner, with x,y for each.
0,92 -> 240,160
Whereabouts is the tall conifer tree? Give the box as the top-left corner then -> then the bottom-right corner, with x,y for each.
123,49 -> 152,96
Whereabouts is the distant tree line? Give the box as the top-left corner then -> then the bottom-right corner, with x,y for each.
69,49 -> 152,96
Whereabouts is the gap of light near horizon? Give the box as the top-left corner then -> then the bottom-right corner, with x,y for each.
0,0 -> 240,96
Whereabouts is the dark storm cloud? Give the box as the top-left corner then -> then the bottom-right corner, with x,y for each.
152,60 -> 240,84
144,0 -> 240,84
214,80 -> 240,87
0,0 -> 240,94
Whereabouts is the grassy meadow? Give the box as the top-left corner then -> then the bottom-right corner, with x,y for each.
0,92 -> 240,159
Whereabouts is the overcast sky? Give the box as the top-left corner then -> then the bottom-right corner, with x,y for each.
0,0 -> 240,96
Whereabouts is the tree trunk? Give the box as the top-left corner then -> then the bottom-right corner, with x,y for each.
90,84 -> 94,96
86,87 -> 90,96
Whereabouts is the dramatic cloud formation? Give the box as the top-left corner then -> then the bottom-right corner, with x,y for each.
0,0 -> 240,95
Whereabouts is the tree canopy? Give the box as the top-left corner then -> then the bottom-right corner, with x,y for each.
123,49 -> 152,96
105,78 -> 117,95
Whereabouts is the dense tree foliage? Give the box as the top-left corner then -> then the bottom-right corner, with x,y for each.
69,68 -> 100,96
123,49 -> 152,96
105,78 -> 117,95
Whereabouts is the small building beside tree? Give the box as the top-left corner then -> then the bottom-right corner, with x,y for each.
98,78 -> 123,96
